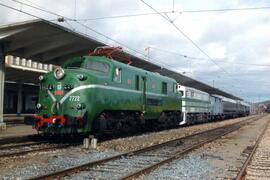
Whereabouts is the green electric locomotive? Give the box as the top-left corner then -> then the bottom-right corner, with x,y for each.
34,47 -> 182,135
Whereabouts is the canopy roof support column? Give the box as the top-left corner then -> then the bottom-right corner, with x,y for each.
0,46 -> 6,130
17,82 -> 23,116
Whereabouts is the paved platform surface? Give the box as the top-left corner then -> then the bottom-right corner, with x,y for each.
3,114 -> 33,124
0,124 -> 37,140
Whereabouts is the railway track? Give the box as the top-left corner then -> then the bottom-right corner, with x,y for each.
235,115 -> 270,180
0,134 -> 82,158
29,115 -> 264,180
0,134 -> 41,146
0,143 -> 74,158
0,141 -> 46,150
0,143 -> 76,158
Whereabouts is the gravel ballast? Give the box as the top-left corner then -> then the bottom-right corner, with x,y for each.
143,114 -> 269,179
0,115 -> 259,179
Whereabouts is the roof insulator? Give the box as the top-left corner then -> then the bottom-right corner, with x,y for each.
57,17 -> 65,22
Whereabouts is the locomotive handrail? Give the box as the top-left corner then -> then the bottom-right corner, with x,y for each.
89,46 -> 132,65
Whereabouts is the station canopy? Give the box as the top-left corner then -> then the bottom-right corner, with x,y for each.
0,19 -> 242,100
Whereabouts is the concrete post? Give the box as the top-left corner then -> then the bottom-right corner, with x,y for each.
0,47 -> 6,130
17,82 -> 23,116
83,135 -> 97,149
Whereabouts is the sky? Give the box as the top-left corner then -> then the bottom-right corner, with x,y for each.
0,0 -> 269,102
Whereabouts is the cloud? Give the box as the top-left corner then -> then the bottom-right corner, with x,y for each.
0,0 -> 269,102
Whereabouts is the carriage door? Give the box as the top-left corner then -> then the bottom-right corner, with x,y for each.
142,76 -> 146,111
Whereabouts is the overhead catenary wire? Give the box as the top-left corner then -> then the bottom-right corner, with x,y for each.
181,6 -> 270,13
1,0 -> 237,94
14,0 -> 270,68
139,0 -> 246,94
149,46 -> 270,67
0,2 -> 45,20
1,0 -> 253,96
74,0 -> 77,20
11,0 -> 73,20
3,1 -> 155,58
1,0 -> 187,73
73,6 -> 270,21
139,0 -> 230,74
22,0 -> 44,9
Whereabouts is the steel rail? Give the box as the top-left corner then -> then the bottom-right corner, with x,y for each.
0,135 -> 40,146
0,142 -> 46,150
29,115 -> 263,180
0,144 -> 73,158
235,116 -> 270,180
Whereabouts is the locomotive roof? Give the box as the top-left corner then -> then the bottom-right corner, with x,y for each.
107,56 -> 176,82
178,85 -> 209,96
0,19 -> 242,100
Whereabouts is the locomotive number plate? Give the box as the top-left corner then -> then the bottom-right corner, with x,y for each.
69,96 -> 80,101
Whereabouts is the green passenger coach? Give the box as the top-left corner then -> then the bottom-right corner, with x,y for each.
34,47 -> 182,135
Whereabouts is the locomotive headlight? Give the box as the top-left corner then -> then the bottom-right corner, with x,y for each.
39,75 -> 44,81
52,118 -> 57,124
76,103 -> 85,110
36,103 -> 42,109
76,103 -> 82,109
77,74 -> 86,81
54,67 -> 65,80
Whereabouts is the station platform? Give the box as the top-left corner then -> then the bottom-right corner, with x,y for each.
0,114 -> 36,140
3,114 -> 33,125
0,125 -> 36,140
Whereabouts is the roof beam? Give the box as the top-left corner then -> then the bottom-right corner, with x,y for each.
0,26 -> 30,41
53,49 -> 90,63
42,44 -> 91,62
4,32 -> 64,52
23,34 -> 78,58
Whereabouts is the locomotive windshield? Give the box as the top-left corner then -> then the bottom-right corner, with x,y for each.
86,61 -> 109,73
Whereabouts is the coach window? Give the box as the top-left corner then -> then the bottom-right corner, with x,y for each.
168,83 -> 172,92
173,83 -> 177,93
86,61 -> 109,73
179,90 -> 184,97
114,68 -> 122,83
186,90 -> 191,97
162,82 -> 167,94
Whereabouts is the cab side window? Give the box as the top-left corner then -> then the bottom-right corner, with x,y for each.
114,68 -> 122,83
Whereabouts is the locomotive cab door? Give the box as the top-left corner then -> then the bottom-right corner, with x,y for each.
142,76 -> 147,112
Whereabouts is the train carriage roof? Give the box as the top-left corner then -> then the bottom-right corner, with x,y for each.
0,19 -> 242,100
